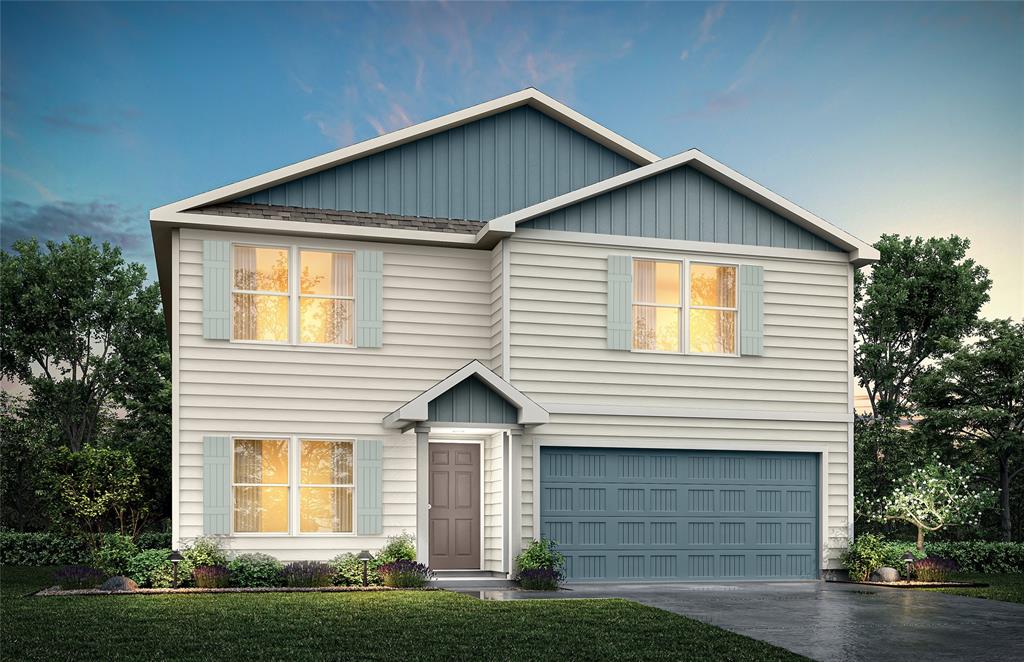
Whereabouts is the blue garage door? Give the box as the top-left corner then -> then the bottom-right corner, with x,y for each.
539,448 -> 819,581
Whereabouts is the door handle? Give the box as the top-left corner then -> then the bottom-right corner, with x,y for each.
427,504 -> 432,510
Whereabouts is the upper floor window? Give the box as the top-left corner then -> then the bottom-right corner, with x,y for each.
632,259 -> 737,355
231,245 -> 354,346
299,251 -> 354,346
233,246 -> 290,342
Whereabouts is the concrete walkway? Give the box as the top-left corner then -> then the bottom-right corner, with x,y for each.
458,581 -> 1024,662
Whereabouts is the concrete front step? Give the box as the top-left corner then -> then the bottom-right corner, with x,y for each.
430,571 -> 514,589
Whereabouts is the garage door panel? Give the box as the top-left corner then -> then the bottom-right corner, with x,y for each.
540,448 -> 819,581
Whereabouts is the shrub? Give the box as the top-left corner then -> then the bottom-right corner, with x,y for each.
126,548 -> 193,588
92,534 -> 139,576
376,532 -> 416,565
53,565 -> 105,589
228,553 -> 283,587
843,538 -> 1024,578
515,538 -> 565,573
841,533 -> 889,581
378,560 -> 431,588
517,567 -> 562,590
182,537 -> 228,568
329,553 -> 374,586
283,561 -> 334,587
193,565 -> 231,588
0,531 -> 170,566
912,557 -> 958,582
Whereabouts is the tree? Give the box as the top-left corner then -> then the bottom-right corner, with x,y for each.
0,393 -> 58,530
914,319 -> 1024,541
47,445 -> 147,540
861,460 -> 995,550
0,236 -> 167,452
854,235 -> 991,420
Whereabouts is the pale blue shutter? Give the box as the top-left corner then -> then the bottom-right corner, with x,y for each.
203,436 -> 231,534
607,255 -> 632,350
739,264 -> 765,356
356,439 -> 383,535
202,240 -> 231,340
355,250 -> 383,348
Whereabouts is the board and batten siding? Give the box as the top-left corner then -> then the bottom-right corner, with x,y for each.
507,236 -> 853,566
176,228 -> 494,559
519,165 -> 841,253
234,106 -> 637,222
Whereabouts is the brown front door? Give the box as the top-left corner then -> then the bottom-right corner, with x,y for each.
428,442 -> 481,570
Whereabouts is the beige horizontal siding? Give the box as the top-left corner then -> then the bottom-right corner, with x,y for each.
176,228 -> 493,557
483,432 -> 504,572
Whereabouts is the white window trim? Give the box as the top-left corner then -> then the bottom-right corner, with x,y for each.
230,435 -> 358,538
630,256 -> 740,358
229,243 -> 356,349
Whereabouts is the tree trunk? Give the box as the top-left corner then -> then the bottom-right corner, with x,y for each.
916,526 -> 925,552
1000,455 -> 1011,542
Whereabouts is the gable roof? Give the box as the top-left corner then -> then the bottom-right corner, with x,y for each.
483,149 -> 880,266
383,360 -> 549,429
152,88 -> 658,216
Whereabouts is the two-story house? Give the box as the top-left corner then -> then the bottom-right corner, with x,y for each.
150,89 -> 878,582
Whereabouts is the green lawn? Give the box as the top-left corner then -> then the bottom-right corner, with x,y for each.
924,573 -> 1024,605
1,567 -> 805,661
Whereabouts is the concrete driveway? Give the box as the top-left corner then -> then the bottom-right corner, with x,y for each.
464,581 -> 1024,662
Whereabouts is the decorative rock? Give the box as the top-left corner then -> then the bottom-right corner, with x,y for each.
870,567 -> 900,583
99,576 -> 139,592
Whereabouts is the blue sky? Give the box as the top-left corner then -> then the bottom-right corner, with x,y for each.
2,1 -> 1021,317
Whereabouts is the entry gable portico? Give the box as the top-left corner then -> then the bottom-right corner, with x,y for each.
383,360 -> 549,430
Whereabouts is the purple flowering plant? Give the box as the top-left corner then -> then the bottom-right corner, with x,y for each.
53,565 -> 105,589
378,559 -> 432,588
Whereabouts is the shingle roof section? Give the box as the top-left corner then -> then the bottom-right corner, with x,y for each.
191,202 -> 485,234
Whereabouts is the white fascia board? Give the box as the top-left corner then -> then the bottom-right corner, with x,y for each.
383,360 -> 549,428
482,149 -> 879,266
152,88 -> 658,216
150,210 -> 478,247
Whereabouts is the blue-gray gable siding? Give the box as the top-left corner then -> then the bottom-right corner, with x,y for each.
234,106 -> 638,222
427,375 -> 518,425
520,165 -> 842,252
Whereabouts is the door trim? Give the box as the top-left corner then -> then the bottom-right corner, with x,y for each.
428,439 -> 484,571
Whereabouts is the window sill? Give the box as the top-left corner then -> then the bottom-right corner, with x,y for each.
630,349 -> 741,358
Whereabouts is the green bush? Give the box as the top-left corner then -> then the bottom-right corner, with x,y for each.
843,537 -> 1024,579
330,534 -> 418,586
376,532 -> 417,565
227,553 -> 283,587
127,548 -> 171,587
182,537 -> 228,568
92,534 -> 139,576
515,538 -> 565,573
0,531 -> 170,566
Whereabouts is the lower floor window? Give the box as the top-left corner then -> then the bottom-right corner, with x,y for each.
232,437 -> 354,534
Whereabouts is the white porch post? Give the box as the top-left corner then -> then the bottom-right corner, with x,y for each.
507,427 -> 523,575
415,424 -> 430,566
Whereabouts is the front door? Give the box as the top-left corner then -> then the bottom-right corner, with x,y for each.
428,442 -> 481,570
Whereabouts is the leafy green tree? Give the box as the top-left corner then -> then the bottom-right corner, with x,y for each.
0,393 -> 58,530
47,445 -> 147,541
0,236 -> 167,452
854,235 -> 991,420
861,460 -> 995,550
914,319 -> 1024,541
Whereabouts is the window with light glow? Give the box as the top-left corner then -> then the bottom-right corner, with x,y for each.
688,263 -> 737,354
631,259 -> 737,355
299,439 -> 354,533
299,251 -> 354,346
232,246 -> 290,342
233,438 -> 289,533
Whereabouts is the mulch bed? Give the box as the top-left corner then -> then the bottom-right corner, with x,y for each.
827,580 -> 988,589
32,585 -> 425,597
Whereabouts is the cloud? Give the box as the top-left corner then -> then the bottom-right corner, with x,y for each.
303,112 -> 355,146
0,166 -> 56,202
681,2 -> 727,60
1,200 -> 152,268
289,71 -> 314,94
40,105 -> 141,135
